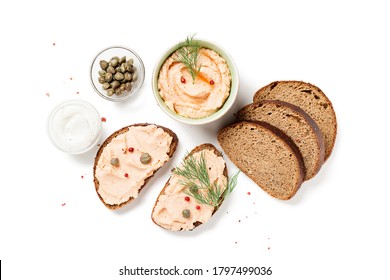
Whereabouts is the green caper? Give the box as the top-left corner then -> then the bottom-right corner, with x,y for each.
102,82 -> 111,90
190,186 -> 198,194
115,66 -> 121,73
110,58 -> 119,67
106,88 -> 114,96
132,71 -> 138,81
140,153 -> 151,164
111,80 -> 120,90
120,63 -> 126,73
115,88 -> 123,96
124,72 -> 132,81
98,70 -> 106,77
124,82 -> 132,92
125,60 -> 133,71
98,76 -> 105,84
182,209 -> 191,218
107,65 -> 115,74
114,72 -> 124,81
110,158 -> 119,166
119,56 -> 126,64
105,72 -> 113,82
99,60 -> 108,70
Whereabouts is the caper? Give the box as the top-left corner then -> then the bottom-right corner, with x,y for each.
110,158 -> 119,166
115,66 -> 121,73
107,65 -> 115,74
190,186 -> 198,194
105,72 -> 113,82
182,209 -> 191,218
125,60 -> 133,71
102,82 -> 111,90
99,60 -> 108,70
106,88 -> 114,96
110,58 -> 119,67
120,63 -> 126,73
132,71 -> 138,81
114,72 -> 124,81
98,76 -> 105,84
111,80 -> 120,90
140,153 -> 151,164
115,88 -> 123,96
124,82 -> 132,92
119,56 -> 126,64
124,72 -> 132,81
98,70 -> 106,77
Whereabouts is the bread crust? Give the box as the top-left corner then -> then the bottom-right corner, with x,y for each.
218,121 -> 305,200
93,123 -> 178,210
151,143 -> 228,231
237,100 -> 325,180
253,80 -> 337,161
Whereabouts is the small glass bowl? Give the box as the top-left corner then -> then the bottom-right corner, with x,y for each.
47,99 -> 102,154
90,46 -> 145,101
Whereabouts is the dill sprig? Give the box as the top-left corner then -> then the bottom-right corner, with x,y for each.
173,152 -> 239,207
175,34 -> 202,82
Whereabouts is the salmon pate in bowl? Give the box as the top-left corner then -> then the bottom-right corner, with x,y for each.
152,35 -> 239,125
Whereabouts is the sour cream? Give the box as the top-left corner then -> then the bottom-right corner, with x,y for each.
47,99 -> 102,154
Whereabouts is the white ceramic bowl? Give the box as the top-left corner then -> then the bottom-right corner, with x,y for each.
47,99 -> 102,154
152,39 -> 239,125
90,46 -> 145,102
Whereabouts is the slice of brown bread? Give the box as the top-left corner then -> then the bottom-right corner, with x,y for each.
253,81 -> 337,161
218,121 -> 304,200
237,100 -> 325,180
152,143 -> 228,231
93,123 -> 178,210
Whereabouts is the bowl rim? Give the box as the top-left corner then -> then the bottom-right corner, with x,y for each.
47,99 -> 102,154
90,45 -> 145,102
152,38 -> 239,125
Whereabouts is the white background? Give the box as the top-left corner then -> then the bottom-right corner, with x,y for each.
1,0 -> 389,279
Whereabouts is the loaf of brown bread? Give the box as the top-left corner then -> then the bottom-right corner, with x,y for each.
253,81 -> 337,161
218,121 -> 304,200
237,100 -> 325,180
94,123 -> 178,210
152,143 -> 228,231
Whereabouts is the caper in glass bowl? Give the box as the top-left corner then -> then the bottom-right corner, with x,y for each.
90,46 -> 145,101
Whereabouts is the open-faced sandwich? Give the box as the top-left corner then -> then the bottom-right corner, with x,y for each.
94,123 -> 178,210
152,143 -> 238,231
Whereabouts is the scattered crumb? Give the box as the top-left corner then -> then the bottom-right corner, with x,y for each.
268,247 -> 270,250
246,216 -> 248,218
53,42 -> 56,46
235,241 -> 238,244
69,77 -> 73,80
97,144 -> 101,147
61,203 -> 66,207
247,191 -> 251,195
238,220 -> 241,223
101,117 -> 106,122
81,175 -> 84,179
76,91 -> 79,95
46,93 -> 50,97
